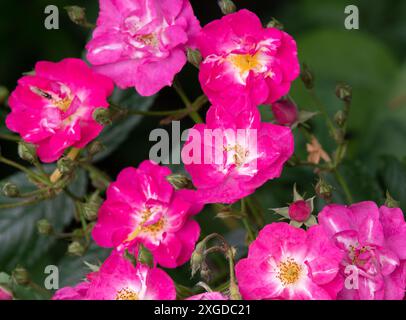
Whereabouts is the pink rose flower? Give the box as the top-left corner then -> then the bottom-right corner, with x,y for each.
186,292 -> 228,300
0,286 -> 12,300
92,160 -> 202,268
318,201 -> 406,300
52,282 -> 91,300
86,0 -> 200,96
289,200 -> 312,223
197,9 -> 299,111
182,105 -> 294,204
53,252 -> 176,300
271,99 -> 298,126
235,223 -> 344,300
6,58 -> 114,163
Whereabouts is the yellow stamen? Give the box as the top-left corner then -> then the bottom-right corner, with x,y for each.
137,34 -> 158,46
224,144 -> 249,167
277,258 -> 302,286
125,208 -> 165,243
228,53 -> 261,74
115,288 -> 138,300
54,96 -> 73,112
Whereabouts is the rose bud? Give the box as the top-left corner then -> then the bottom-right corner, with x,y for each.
271,99 -> 298,126
288,200 -> 312,222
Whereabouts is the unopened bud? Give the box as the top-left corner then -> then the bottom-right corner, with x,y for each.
18,142 -> 37,163
166,174 -> 194,190
333,143 -> 347,164
288,200 -> 311,223
271,99 -> 298,126
187,49 -> 202,69
218,0 -> 236,15
334,110 -> 346,127
229,280 -> 242,300
64,6 -> 90,28
83,192 -> 103,221
89,170 -> 110,192
315,177 -> 333,202
87,141 -> 105,158
93,108 -> 112,126
67,241 -> 85,256
216,208 -> 238,220
191,241 -> 206,278
300,64 -> 314,90
267,17 -> 284,30
72,228 -> 84,240
0,86 -> 9,105
333,128 -> 345,144
385,191 -> 400,208
36,219 -> 53,235
12,266 -> 29,285
335,83 -> 352,103
1,182 -> 20,198
200,263 -> 211,282
57,157 -> 75,175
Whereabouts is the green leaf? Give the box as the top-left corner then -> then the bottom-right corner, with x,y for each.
327,161 -> 383,205
0,168 -> 87,271
290,29 -> 398,156
57,242 -> 110,287
93,88 -> 156,162
362,63 -> 406,158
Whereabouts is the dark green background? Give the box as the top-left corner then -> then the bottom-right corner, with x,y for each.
1,0 -> 406,299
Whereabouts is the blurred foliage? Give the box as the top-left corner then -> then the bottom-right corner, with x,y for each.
0,0 -> 406,299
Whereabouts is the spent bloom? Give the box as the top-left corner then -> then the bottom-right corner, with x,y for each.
235,223 -> 344,300
86,0 -> 200,96
182,105 -> 294,204
92,160 -> 201,268
6,58 -> 114,163
318,201 -> 406,300
197,9 -> 299,111
53,252 -> 176,300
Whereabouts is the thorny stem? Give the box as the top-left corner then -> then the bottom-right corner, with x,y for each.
28,280 -> 50,296
0,197 -> 45,210
173,80 -> 204,123
240,198 -> 256,243
245,196 -> 265,227
308,89 -> 336,135
0,155 -> 49,186
76,201 -> 90,243
110,93 -> 207,122
200,233 -> 241,300
297,118 -> 354,204
0,133 -> 20,142
226,247 -> 241,300
333,166 -> 353,204
126,108 -> 187,116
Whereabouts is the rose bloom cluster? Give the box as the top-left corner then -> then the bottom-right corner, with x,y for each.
3,0 -> 406,300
